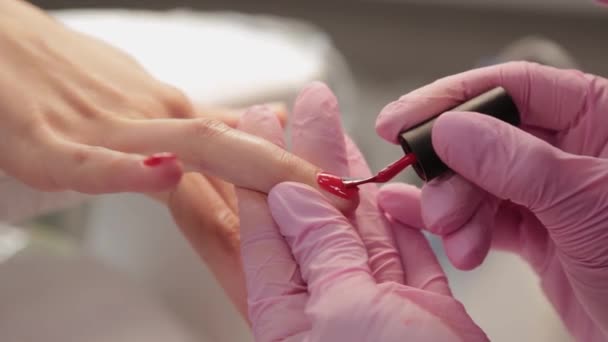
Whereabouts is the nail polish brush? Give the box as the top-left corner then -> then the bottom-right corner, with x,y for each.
317,87 -> 521,197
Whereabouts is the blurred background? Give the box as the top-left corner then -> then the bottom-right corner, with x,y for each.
2,1 -> 607,341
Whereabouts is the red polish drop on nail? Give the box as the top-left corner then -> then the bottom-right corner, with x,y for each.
317,172 -> 359,199
143,153 -> 177,167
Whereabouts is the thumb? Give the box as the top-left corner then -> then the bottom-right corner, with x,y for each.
268,182 -> 375,294
433,111 -> 608,231
435,112 -> 608,335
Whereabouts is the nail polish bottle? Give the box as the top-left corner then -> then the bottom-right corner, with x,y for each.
398,87 -> 520,181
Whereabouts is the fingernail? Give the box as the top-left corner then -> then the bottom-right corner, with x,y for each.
316,172 -> 359,199
143,153 -> 177,167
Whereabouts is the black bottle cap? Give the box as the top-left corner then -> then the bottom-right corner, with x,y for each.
398,87 -> 520,182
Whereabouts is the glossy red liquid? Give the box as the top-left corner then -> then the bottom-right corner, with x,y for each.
143,152 -> 177,167
373,153 -> 417,183
317,172 -> 359,199
339,153 -> 418,188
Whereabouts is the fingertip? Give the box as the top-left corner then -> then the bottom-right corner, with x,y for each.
293,81 -> 340,129
378,182 -> 420,202
376,100 -> 407,143
313,171 -> 360,213
291,81 -> 349,186
377,183 -> 424,229
151,160 -> 183,188
296,81 -> 333,103
293,82 -> 339,119
263,102 -> 289,127
441,200 -> 495,270
238,105 -> 285,147
420,175 -> 483,235
289,81 -> 357,211
142,152 -> 177,167
137,153 -> 183,191
376,85 -> 463,143
66,148 -> 184,194
442,230 -> 490,271
239,105 -> 278,128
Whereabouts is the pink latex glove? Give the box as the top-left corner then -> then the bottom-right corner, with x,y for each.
236,83 -> 487,341
376,61 -> 608,341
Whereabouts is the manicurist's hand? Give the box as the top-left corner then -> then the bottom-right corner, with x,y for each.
236,85 -> 486,341
377,62 -> 608,341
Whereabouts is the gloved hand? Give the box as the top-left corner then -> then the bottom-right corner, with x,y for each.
376,61 -> 608,341
237,83 -> 487,341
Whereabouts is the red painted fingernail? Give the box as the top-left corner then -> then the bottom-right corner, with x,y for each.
143,153 -> 177,167
317,172 -> 359,199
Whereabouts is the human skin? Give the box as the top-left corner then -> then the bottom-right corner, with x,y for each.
0,0 -> 352,213
0,1 -> 358,320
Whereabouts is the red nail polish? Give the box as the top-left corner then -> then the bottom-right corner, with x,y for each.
143,153 -> 177,167
317,172 -> 359,199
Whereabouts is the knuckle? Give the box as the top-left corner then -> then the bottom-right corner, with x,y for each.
583,73 -> 605,111
75,104 -> 105,121
514,143 -> 559,210
501,60 -> 537,76
210,208 -> 241,248
189,118 -> 231,138
161,85 -> 194,118
70,145 -> 100,167
42,145 -> 101,192
498,61 -> 535,85
274,148 -> 305,180
13,136 -> 65,192
20,115 -> 48,141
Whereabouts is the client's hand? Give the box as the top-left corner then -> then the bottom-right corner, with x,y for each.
0,0 -> 348,212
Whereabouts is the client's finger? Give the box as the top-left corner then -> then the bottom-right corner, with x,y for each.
32,138 -> 182,194
167,172 -> 246,315
109,117 -> 332,201
196,102 -> 288,128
